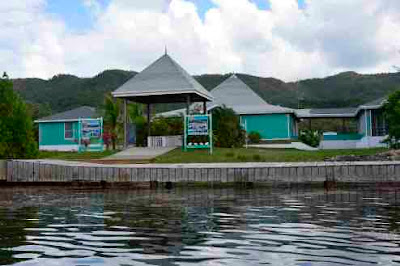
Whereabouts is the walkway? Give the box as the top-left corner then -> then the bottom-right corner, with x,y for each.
249,142 -> 318,151
104,147 -> 176,161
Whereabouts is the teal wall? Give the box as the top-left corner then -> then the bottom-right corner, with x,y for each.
242,114 -> 295,140
323,133 -> 364,141
39,121 -> 79,146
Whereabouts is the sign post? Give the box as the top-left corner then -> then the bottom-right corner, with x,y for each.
184,114 -> 213,154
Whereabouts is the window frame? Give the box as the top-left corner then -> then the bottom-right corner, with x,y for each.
64,122 -> 74,140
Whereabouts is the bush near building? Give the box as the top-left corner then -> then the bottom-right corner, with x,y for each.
248,131 -> 261,144
212,106 -> 245,148
151,117 -> 183,136
383,90 -> 400,149
299,129 -> 321,148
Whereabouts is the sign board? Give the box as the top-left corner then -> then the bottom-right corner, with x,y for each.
81,119 -> 102,139
188,115 -> 209,135
184,114 -> 213,154
78,118 -> 104,152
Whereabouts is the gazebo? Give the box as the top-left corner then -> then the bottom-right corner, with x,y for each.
112,53 -> 213,148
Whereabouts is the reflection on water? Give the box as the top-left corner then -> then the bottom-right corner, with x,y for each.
1,186 -> 400,265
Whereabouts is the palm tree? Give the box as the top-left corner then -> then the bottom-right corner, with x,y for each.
103,93 -> 121,150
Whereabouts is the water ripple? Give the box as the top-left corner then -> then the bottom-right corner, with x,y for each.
1,187 -> 400,265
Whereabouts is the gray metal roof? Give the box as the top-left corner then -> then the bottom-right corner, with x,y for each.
359,97 -> 387,110
157,74 -> 293,117
295,108 -> 359,118
208,75 -> 293,115
112,54 -> 213,103
35,106 -> 98,122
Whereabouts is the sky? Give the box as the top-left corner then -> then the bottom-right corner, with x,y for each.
1,0 -> 400,81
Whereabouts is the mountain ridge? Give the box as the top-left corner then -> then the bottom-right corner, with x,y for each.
11,69 -> 400,115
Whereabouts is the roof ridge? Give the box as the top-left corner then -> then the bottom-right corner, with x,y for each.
211,74 -> 269,105
112,54 -> 213,101
165,54 -> 212,97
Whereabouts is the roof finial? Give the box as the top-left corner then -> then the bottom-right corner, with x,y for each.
165,45 -> 168,55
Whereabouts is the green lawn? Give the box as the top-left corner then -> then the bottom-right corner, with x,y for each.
38,150 -> 118,160
154,147 -> 388,163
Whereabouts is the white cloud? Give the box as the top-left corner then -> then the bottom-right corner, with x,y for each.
0,0 -> 66,78
1,0 -> 400,81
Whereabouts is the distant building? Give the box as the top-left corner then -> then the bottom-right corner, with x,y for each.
35,106 -> 103,152
295,97 -> 388,149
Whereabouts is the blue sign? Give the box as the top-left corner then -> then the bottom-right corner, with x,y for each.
188,115 -> 209,136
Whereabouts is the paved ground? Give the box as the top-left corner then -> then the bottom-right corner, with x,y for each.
104,147 -> 176,161
248,142 -> 318,151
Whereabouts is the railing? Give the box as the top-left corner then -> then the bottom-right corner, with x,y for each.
373,127 -> 388,137
322,132 -> 364,141
147,135 -> 183,148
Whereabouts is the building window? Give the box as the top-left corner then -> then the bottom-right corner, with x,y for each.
64,122 -> 74,139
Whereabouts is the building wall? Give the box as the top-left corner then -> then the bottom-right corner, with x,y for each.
39,121 -> 79,146
241,114 -> 294,140
357,110 -> 366,136
358,109 -> 373,137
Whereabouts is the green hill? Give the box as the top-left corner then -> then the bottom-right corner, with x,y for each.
13,70 -> 135,113
11,69 -> 400,116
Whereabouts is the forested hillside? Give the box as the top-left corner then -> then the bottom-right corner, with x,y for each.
12,69 -> 400,117
13,70 -> 135,114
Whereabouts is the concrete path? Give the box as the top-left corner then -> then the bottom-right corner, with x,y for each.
248,142 -> 318,151
105,147 -> 176,160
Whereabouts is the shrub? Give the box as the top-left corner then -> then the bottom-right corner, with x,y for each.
383,90 -> 400,149
225,152 -> 235,157
252,154 -> 263,161
0,77 -> 38,159
212,106 -> 245,148
248,131 -> 261,144
151,116 -> 183,136
299,129 -> 321,148
237,154 -> 248,161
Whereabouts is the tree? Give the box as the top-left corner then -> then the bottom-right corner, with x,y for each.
0,76 -> 38,159
103,93 -> 121,150
383,90 -> 400,149
212,106 -> 245,148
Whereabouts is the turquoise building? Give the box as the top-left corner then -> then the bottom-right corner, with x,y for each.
35,106 -> 104,152
160,74 -> 297,140
209,75 -> 297,140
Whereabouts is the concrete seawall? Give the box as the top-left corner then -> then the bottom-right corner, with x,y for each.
4,159 -> 400,184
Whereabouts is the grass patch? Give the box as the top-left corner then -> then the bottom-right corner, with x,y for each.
154,147 -> 388,163
38,150 -> 118,161
252,154 -> 263,162
225,151 -> 235,157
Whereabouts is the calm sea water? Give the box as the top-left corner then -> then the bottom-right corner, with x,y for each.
1,186 -> 400,265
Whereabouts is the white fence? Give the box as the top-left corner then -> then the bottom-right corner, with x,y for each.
147,135 -> 183,148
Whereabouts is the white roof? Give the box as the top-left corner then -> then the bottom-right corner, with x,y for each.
157,74 -> 293,117
112,54 -> 213,102
207,75 -> 293,115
